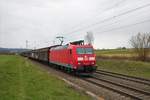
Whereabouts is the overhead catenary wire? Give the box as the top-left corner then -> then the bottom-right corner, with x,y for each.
31,18 -> 150,49
94,18 -> 150,33
63,0 -> 127,33
62,3 -> 150,36
63,15 -> 150,41
35,6 -> 150,48
67,18 -> 150,41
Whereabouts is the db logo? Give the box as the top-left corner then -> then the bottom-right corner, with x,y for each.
84,56 -> 88,61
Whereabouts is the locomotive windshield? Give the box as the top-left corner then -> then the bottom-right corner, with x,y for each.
76,48 -> 93,54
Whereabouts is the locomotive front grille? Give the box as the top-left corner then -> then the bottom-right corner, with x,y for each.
76,65 -> 97,72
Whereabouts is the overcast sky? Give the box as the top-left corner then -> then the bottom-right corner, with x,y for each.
0,0 -> 150,49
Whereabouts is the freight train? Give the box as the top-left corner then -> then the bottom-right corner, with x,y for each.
22,40 -> 97,75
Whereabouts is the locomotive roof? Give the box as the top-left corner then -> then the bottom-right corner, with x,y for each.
69,40 -> 84,45
51,45 -> 68,50
70,44 -> 93,47
51,44 -> 93,50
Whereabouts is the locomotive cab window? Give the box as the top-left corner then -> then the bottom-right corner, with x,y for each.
76,48 -> 93,54
76,48 -> 85,54
85,48 -> 93,54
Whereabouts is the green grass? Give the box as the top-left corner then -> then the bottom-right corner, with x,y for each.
0,55 -> 90,100
95,49 -> 150,58
97,59 -> 150,79
95,49 -> 131,54
95,49 -> 136,57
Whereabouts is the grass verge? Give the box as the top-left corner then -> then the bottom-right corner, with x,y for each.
0,55 -> 90,100
95,49 -> 134,57
97,59 -> 150,79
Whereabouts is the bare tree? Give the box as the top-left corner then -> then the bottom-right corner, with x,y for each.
84,31 -> 94,45
130,32 -> 150,61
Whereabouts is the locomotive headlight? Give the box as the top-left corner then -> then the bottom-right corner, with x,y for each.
78,62 -> 81,65
77,57 -> 83,61
92,62 -> 95,64
89,57 -> 95,60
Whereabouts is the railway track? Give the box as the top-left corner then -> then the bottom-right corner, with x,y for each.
96,69 -> 150,86
82,69 -> 150,100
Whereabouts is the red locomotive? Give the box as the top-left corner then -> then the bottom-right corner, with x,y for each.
22,40 -> 97,74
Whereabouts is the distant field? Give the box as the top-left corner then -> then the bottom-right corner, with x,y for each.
0,55 -> 90,100
97,59 -> 150,79
95,49 -> 136,57
95,49 -> 150,61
